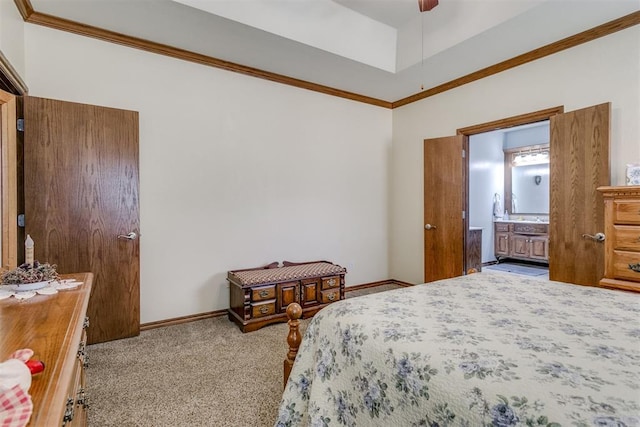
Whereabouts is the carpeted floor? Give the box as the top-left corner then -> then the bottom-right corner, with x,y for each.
86,284 -> 402,426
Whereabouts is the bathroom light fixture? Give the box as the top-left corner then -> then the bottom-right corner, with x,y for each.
513,148 -> 549,166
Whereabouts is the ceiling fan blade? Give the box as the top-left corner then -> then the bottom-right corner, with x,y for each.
418,0 -> 439,12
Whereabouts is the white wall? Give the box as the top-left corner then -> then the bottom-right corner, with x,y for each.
0,0 -> 25,79
23,25 -> 392,323
468,132 -> 504,263
391,26 -> 640,284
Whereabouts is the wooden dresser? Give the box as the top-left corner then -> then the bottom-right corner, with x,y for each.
228,261 -> 346,332
599,186 -> 640,292
0,272 -> 93,426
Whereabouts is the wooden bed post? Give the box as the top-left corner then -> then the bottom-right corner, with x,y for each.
283,302 -> 302,388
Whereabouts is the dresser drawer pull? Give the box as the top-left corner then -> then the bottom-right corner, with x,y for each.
327,278 -> 336,286
260,305 -> 270,314
327,292 -> 336,301
259,290 -> 269,298
77,387 -> 90,409
630,263 -> 640,273
63,397 -> 75,423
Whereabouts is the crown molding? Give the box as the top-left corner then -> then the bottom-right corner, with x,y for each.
392,11 -> 640,108
13,1 -> 640,109
17,4 -> 392,109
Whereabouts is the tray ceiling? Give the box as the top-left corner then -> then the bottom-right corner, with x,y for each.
28,0 -> 640,103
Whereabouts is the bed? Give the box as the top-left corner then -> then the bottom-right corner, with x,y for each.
275,271 -> 640,426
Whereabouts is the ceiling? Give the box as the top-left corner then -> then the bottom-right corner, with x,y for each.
28,0 -> 640,103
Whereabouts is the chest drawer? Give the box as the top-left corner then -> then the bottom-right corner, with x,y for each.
320,288 -> 340,303
612,225 -> 640,251
614,201 -> 640,225
611,250 -> 640,282
322,276 -> 340,289
251,285 -> 276,302
251,300 -> 276,318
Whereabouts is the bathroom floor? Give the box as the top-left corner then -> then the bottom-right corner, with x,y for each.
484,261 -> 549,279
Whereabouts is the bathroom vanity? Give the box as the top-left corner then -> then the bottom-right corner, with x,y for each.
494,220 -> 549,263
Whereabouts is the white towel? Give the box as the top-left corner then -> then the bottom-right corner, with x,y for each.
493,193 -> 502,218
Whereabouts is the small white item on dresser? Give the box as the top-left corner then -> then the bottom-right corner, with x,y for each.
626,163 -> 640,185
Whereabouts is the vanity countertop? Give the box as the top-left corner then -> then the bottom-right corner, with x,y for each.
495,219 -> 549,224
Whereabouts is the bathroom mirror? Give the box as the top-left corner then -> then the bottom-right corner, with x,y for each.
504,145 -> 549,215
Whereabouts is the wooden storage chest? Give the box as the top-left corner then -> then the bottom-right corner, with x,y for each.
228,261 -> 346,332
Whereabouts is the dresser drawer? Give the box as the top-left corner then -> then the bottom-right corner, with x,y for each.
612,225 -> 640,251
321,276 -> 340,290
320,288 -> 340,303
251,285 -> 276,302
251,300 -> 276,318
614,201 -> 640,225
611,250 -> 640,282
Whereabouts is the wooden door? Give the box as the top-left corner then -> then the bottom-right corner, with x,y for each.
549,103 -> 609,286
23,96 -> 140,344
424,135 -> 464,282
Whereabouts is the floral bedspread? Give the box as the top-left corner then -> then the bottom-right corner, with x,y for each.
275,272 -> 640,427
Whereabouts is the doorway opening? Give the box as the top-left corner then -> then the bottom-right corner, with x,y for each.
468,121 -> 550,278
456,106 -> 563,278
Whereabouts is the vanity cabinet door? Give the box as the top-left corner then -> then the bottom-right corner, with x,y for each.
529,236 -> 549,261
495,232 -> 510,257
510,235 -> 529,258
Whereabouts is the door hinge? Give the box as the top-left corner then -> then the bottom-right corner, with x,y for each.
17,214 -> 25,227
462,149 -> 466,158
462,210 -> 466,219
16,119 -> 24,132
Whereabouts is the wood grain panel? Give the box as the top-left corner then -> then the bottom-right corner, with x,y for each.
24,96 -> 140,344
424,135 -> 464,282
549,103 -> 609,287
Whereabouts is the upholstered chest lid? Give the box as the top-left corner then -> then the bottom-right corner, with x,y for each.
229,262 -> 346,286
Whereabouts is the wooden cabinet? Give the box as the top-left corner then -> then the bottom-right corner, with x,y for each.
466,228 -> 482,272
494,222 -> 510,258
494,221 -> 549,263
0,273 -> 93,426
598,185 -> 640,292
228,261 -> 346,332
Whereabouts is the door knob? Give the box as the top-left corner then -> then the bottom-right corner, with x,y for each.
581,232 -> 605,242
425,224 -> 437,230
117,232 -> 138,240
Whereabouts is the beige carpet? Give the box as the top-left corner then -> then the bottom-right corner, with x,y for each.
87,284 -> 402,426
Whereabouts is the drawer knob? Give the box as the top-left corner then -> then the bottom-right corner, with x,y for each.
629,263 -> 640,273
260,305 -> 270,314
327,278 -> 336,286
327,292 -> 336,301
259,290 -> 269,298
